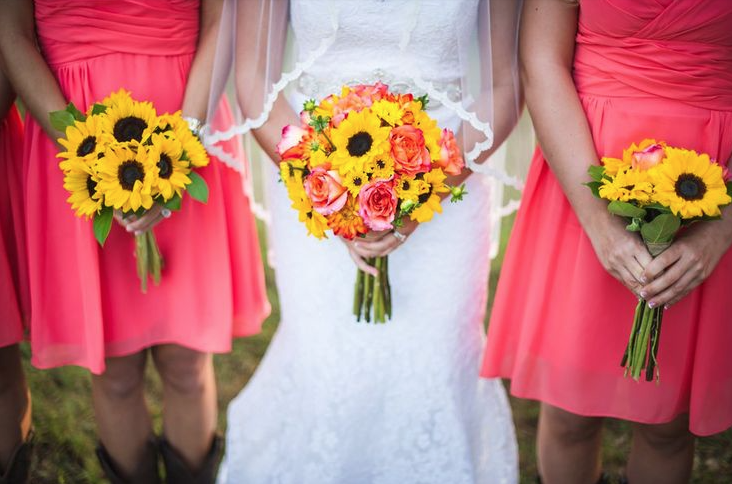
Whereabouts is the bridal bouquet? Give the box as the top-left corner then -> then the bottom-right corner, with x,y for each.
52,89 -> 210,292
278,82 -> 466,323
587,139 -> 732,382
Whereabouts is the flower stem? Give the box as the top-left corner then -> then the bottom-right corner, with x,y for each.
135,232 -> 148,293
147,230 -> 162,287
354,268 -> 365,321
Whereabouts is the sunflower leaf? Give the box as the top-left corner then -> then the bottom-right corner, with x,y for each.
65,102 -> 86,122
585,181 -> 602,198
727,182 -> 732,199
93,207 -> 114,246
608,201 -> 647,219
641,213 -> 681,246
187,172 -> 209,203
163,193 -> 182,211
626,217 -> 643,232
587,165 -> 606,182
90,103 -> 108,116
49,110 -> 76,133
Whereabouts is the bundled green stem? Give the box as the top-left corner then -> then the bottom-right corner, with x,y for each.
134,230 -> 163,293
353,256 -> 391,323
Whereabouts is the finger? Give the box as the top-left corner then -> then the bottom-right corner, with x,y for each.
362,230 -> 392,242
617,265 -> 641,294
347,245 -> 378,276
628,256 -> 647,285
126,206 -> 163,232
353,237 -> 400,258
647,270 -> 700,308
641,246 -> 682,283
640,256 -> 689,302
633,244 -> 653,274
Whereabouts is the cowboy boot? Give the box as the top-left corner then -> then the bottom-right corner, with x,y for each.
96,437 -> 160,484
159,434 -> 223,484
0,429 -> 34,484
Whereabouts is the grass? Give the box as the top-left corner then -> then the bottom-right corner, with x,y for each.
19,215 -> 732,483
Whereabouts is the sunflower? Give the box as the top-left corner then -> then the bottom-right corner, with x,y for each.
96,143 -> 156,213
602,139 -> 667,176
409,169 -> 450,223
652,147 -> 731,218
327,196 -> 367,240
62,158 -> 103,218
598,167 -> 653,203
343,169 -> 369,197
102,96 -> 157,144
309,145 -> 330,168
292,194 -> 329,239
330,109 -> 391,175
412,109 -> 442,161
371,99 -> 403,126
58,114 -> 110,163
146,133 -> 191,201
395,175 -> 427,203
159,115 -> 210,168
101,89 -> 134,109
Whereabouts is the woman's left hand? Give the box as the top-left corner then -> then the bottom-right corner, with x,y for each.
118,204 -> 172,235
640,221 -> 732,308
342,218 -> 419,267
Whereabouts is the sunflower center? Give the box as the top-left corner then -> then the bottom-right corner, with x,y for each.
158,153 -> 173,179
347,132 -> 373,157
675,173 -> 707,201
418,190 -> 432,204
77,136 -> 97,157
376,159 -> 386,169
118,161 -> 146,191
113,116 -> 148,142
86,176 -> 97,198
402,180 -> 411,190
353,176 -> 363,187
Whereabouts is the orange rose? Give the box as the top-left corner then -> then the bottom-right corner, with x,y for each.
631,142 -> 665,171
358,179 -> 397,231
436,129 -> 464,176
304,165 -> 348,216
276,125 -> 309,160
389,125 -> 431,176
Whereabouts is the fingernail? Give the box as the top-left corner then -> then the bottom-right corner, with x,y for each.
648,301 -> 656,308
640,291 -> 647,299
640,276 -> 648,284
134,230 -> 142,236
126,226 -> 133,232
354,242 -> 360,248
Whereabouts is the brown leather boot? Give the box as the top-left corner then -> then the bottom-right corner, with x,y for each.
0,430 -> 33,484
159,435 -> 223,484
96,437 -> 160,484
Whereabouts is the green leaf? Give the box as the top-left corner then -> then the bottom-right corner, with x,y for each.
49,110 -> 76,133
608,201 -> 647,219
90,103 -> 108,115
93,207 -> 114,246
65,102 -> 86,122
586,181 -> 602,198
626,217 -> 643,232
162,193 -> 182,211
643,202 -> 673,213
640,213 -> 681,245
727,181 -> 732,199
587,165 -> 606,182
187,172 -> 209,203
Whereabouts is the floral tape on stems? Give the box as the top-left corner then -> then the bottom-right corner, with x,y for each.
587,139 -> 732,383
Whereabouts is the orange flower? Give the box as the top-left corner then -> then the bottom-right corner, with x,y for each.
327,197 -> 367,240
436,129 -> 464,176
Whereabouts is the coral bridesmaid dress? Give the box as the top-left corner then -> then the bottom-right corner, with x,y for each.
482,0 -> 732,436
0,104 -> 27,347
25,0 -> 270,374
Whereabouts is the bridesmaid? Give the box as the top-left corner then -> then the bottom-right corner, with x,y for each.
0,68 -> 32,484
482,1 -> 732,483
0,1 -> 269,483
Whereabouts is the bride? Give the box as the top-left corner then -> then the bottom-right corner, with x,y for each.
212,1 -> 522,482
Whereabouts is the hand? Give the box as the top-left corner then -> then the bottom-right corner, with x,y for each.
342,218 -> 419,275
585,215 -> 653,294
640,222 -> 732,308
114,204 -> 172,235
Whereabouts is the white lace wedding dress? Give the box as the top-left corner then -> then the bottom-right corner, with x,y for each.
218,1 -> 518,483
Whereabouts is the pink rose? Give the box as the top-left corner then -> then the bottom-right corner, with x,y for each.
390,125 -> 432,176
631,143 -> 665,171
277,125 -> 309,159
358,179 -> 397,231
436,129 -> 464,176
304,165 -> 348,216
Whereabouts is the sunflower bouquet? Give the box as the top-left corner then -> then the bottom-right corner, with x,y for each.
277,82 -> 466,323
587,139 -> 732,382
51,89 -> 209,292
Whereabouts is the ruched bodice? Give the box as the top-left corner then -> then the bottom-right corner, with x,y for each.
573,0 -> 732,111
34,0 -> 199,67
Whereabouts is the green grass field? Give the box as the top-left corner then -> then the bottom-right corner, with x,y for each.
20,215 -> 732,483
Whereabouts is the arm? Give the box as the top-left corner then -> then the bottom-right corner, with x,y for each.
0,0 -> 67,138
521,0 -> 651,291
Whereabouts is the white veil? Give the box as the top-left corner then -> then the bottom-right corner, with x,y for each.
204,0 -> 528,259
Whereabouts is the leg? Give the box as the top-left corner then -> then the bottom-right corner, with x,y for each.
91,350 -> 155,477
0,344 -> 31,472
537,403 -> 605,484
152,344 -> 217,472
627,414 -> 694,484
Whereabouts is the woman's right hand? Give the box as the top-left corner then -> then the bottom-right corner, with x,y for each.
584,214 -> 653,294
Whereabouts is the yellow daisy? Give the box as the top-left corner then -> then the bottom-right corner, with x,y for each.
367,155 -> 395,181
146,133 -> 191,201
412,110 -> 442,161
97,143 -> 156,213
61,158 -> 103,218
330,109 -> 391,175
102,96 -> 157,144
409,169 -> 449,223
652,147 -> 731,218
280,161 -> 307,201
598,167 -> 654,204
343,169 -> 369,197
370,99 -> 403,127
58,114 -> 110,164
394,175 -> 427,203
292,194 -> 329,239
